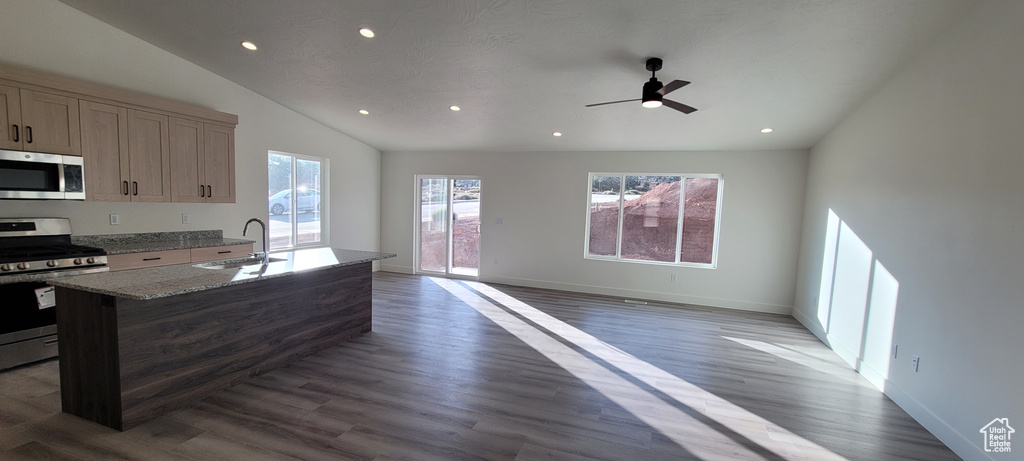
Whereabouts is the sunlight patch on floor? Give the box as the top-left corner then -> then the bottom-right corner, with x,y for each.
432,277 -> 847,461
721,336 -> 865,386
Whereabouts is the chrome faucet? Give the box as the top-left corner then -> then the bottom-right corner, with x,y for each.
242,218 -> 268,264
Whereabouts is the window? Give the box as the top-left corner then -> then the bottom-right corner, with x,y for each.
586,173 -> 723,268
268,151 -> 327,250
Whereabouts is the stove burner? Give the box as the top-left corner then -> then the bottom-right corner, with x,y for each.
0,218 -> 108,280
0,244 -> 106,264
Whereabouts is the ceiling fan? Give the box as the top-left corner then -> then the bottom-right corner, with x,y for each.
585,58 -> 697,114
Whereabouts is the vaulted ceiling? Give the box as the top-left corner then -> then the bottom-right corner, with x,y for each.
59,0 -> 970,152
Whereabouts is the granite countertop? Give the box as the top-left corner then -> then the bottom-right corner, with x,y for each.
49,248 -> 396,300
73,230 -> 254,255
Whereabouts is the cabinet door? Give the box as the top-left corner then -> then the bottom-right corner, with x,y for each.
80,101 -> 130,202
0,85 -> 23,150
190,244 -> 253,262
127,109 -> 171,202
203,124 -> 235,203
106,249 -> 191,271
19,89 -> 81,155
169,117 -> 205,203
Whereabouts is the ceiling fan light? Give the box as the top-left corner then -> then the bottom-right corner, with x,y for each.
642,100 -> 662,109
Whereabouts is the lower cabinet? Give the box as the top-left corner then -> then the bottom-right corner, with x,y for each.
107,244 -> 253,271
189,244 -> 252,262
106,249 -> 190,271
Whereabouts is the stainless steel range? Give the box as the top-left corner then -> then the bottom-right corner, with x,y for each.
0,218 -> 108,370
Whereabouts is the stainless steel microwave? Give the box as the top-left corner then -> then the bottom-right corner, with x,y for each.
0,150 -> 85,200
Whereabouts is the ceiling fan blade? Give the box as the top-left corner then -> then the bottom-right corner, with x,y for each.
658,80 -> 690,96
585,98 -> 641,107
662,99 -> 698,114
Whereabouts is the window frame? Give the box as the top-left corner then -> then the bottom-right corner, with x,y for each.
584,172 -> 724,269
267,150 -> 329,251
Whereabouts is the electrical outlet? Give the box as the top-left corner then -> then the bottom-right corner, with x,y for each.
892,344 -> 899,359
182,213 -> 190,224
670,274 -> 678,283
911,354 -> 920,372
109,214 -> 119,225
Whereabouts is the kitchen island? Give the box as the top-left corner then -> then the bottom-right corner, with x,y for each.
48,247 -> 395,430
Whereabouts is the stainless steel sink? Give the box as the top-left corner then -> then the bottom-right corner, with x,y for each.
195,257 -> 285,270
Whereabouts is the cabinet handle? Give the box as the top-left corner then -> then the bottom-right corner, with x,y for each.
132,181 -> 138,196
217,250 -> 231,254
11,124 -> 18,142
25,126 -> 32,144
142,257 -> 162,261
207,185 -> 212,197
200,185 -> 205,197
122,181 -> 129,195
43,338 -> 58,347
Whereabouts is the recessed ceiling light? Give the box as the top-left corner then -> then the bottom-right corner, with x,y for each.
241,41 -> 258,51
449,105 -> 461,111
358,109 -> 369,115
552,132 -> 562,137
359,28 -> 375,38
761,128 -> 774,133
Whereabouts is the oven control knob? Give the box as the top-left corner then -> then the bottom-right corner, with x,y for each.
86,257 -> 96,264
0,264 -> 10,272
74,258 -> 83,265
16,262 -> 28,270
47,260 -> 58,267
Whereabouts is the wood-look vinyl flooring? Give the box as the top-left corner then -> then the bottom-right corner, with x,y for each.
0,272 -> 959,460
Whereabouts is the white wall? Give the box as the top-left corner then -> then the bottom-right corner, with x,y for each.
792,1 -> 1023,459
382,149 -> 807,314
0,0 -> 380,252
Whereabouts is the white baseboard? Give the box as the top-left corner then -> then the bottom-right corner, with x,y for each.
792,308 -> 827,341
792,308 -> 989,460
377,267 -> 790,313
884,381 -> 989,460
480,274 -> 793,314
379,264 -> 414,274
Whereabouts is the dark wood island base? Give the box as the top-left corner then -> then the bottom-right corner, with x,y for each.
54,262 -> 372,431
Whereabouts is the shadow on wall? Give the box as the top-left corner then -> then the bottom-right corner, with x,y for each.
810,208 -> 901,391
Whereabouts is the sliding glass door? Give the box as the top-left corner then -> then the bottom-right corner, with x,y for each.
416,176 -> 481,278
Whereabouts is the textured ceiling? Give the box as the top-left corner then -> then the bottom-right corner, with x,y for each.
58,0 -> 970,152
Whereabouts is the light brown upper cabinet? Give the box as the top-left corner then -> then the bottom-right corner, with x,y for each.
0,85 -> 81,155
203,124 -> 235,203
80,102 -> 172,202
1,63 -> 237,202
80,100 -> 129,201
169,118 -> 235,203
126,110 -> 171,202
0,85 -> 21,151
